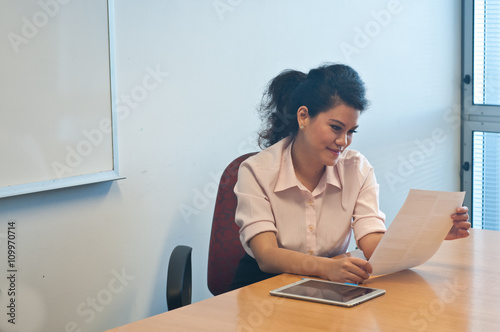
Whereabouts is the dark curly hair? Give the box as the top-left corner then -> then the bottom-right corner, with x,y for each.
257,63 -> 369,148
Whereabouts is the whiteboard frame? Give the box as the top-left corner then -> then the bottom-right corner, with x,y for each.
0,0 -> 123,199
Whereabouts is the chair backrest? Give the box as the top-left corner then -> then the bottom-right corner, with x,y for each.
166,245 -> 192,310
207,152 -> 257,296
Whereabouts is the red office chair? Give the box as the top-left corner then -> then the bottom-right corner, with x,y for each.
167,152 -> 257,309
207,152 -> 257,296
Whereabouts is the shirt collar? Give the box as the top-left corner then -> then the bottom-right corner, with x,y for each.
327,161 -> 343,190
274,139 -> 299,192
274,138 -> 343,193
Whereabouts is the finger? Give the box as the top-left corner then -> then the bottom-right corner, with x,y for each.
459,229 -> 470,237
453,220 -> 471,230
455,206 -> 469,213
347,258 -> 371,279
344,270 -> 367,284
451,229 -> 470,239
451,212 -> 469,221
360,261 -> 373,274
351,257 -> 372,279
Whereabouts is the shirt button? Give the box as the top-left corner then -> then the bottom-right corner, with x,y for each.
308,225 -> 314,232
307,200 -> 314,206
308,250 -> 314,255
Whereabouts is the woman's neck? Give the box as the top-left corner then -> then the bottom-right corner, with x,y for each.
291,139 -> 325,192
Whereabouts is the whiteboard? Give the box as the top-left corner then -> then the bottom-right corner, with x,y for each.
0,0 -> 120,198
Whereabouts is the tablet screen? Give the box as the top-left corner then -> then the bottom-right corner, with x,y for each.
270,279 -> 385,307
282,279 -> 375,302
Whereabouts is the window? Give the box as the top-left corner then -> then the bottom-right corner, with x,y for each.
472,131 -> 500,230
473,0 -> 500,106
462,0 -> 500,230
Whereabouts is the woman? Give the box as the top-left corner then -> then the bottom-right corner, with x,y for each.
230,63 -> 470,289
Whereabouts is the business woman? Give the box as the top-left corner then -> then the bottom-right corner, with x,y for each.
230,63 -> 470,289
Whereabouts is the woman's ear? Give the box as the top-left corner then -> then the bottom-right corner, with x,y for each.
297,106 -> 309,128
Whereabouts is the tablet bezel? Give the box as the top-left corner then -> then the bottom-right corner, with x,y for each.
269,278 -> 385,308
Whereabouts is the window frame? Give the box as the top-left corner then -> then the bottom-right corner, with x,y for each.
461,0 -> 500,224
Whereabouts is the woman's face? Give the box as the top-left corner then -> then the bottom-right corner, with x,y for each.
298,104 -> 360,167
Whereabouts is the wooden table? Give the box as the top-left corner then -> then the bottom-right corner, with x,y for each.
106,229 -> 500,331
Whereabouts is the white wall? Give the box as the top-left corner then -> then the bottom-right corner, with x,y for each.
0,1 -> 461,331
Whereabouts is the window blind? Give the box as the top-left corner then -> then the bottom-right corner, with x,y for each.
473,0 -> 500,105
472,131 -> 500,230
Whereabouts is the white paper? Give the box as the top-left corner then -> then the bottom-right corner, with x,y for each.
369,189 -> 465,276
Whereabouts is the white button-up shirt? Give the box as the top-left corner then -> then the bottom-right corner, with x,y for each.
234,136 -> 386,258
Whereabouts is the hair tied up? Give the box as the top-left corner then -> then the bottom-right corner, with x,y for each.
257,63 -> 368,149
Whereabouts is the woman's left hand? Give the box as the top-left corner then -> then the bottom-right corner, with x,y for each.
445,206 -> 471,240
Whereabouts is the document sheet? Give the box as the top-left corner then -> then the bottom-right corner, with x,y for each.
369,189 -> 465,276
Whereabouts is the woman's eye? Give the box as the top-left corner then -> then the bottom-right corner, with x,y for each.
331,125 -> 357,134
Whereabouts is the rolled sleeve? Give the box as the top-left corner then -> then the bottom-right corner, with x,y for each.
234,162 -> 278,257
351,168 -> 386,246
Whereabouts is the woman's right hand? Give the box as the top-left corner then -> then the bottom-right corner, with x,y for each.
325,256 -> 372,284
249,232 -> 373,283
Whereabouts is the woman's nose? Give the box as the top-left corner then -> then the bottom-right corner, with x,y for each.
336,133 -> 347,147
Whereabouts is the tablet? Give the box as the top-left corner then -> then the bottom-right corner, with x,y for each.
270,278 -> 385,307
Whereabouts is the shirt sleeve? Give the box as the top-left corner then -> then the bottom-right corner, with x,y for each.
351,166 -> 387,246
234,160 -> 278,257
